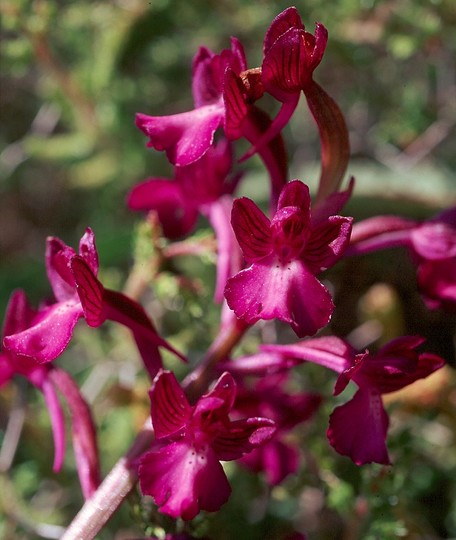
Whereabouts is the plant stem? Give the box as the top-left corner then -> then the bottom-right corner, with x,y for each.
61,422 -> 154,540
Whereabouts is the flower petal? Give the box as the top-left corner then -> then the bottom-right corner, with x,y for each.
201,195 -> 242,302
71,257 -> 105,327
2,289 -> 35,338
49,367 -> 100,498
46,237 -> 77,301
220,351 -> 302,376
240,439 -> 300,486
212,416 -> 276,461
418,258 -> 456,312
304,81 -> 350,205
263,7 -> 304,55
327,389 -> 391,465
149,370 -> 192,439
78,228 -> 99,275
199,371 -> 237,414
261,336 -> 355,374
41,375 -> 66,473
127,179 -> 198,239
230,197 -> 272,262
225,258 -> 334,337
304,215 -> 353,272
411,221 -> 456,260
139,441 -> 231,520
136,104 -> 224,167
3,301 -> 82,363
278,180 -> 311,212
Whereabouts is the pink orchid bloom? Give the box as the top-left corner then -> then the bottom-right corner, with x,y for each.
259,335 -> 445,465
347,206 -> 456,312
136,39 -> 246,167
224,180 -> 353,337
0,290 -> 100,498
3,228 -> 184,378
232,373 -> 321,485
128,140 -> 242,301
136,38 -> 288,208
138,370 -> 276,520
240,7 -> 350,206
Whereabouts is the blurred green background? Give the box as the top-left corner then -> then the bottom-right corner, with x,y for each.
1,0 -> 456,538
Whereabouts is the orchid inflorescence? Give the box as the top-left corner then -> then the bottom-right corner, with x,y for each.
1,6 -> 454,539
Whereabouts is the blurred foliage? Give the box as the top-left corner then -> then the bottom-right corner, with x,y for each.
1,0 -> 456,538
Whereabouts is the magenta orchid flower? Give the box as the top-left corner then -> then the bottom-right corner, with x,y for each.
138,370 -> 276,520
224,180 -> 353,337
136,39 -> 246,167
128,140 -> 242,301
1,290 -> 100,498
347,206 -> 456,312
3,228 -> 184,378
259,335 -> 445,465
136,37 -> 288,208
232,374 -> 321,485
240,7 -> 350,206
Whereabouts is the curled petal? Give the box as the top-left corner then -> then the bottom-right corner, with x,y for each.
149,370 -> 192,439
136,104 -> 224,167
328,389 -> 391,466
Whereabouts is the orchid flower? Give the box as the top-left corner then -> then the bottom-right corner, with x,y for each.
347,206 -> 456,312
224,180 -> 352,337
0,290 -> 100,498
128,140 -> 242,301
136,39 -> 246,167
232,373 -> 321,485
138,370 -> 276,520
258,335 -> 445,465
240,7 -> 350,206
3,228 -> 185,378
137,38 -> 288,208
